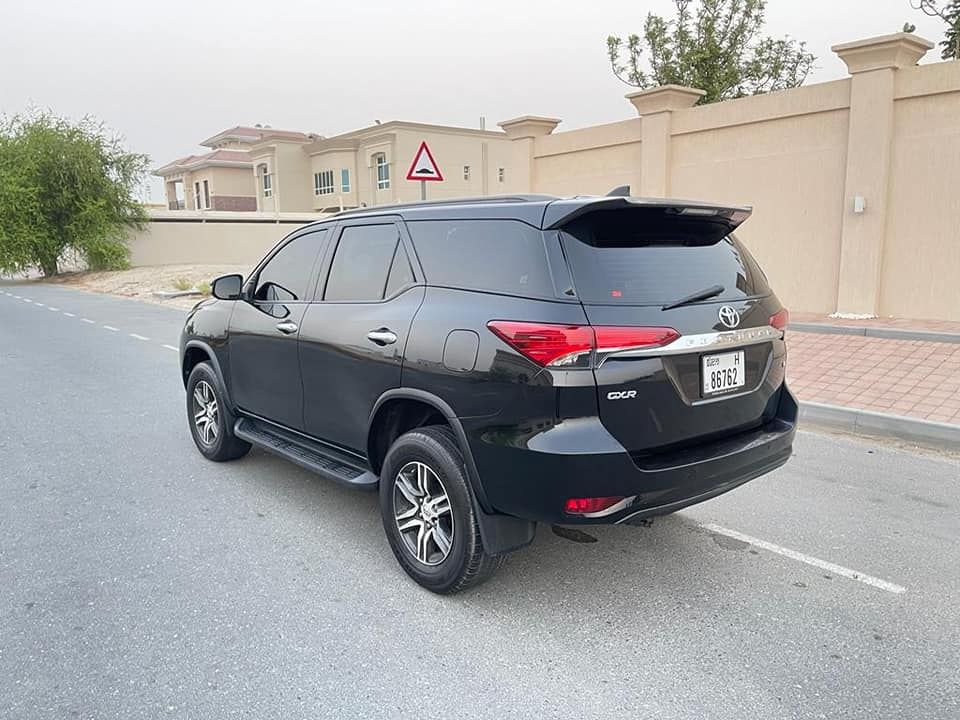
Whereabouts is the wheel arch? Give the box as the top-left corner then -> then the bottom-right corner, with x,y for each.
367,389 -> 491,511
182,340 -> 233,408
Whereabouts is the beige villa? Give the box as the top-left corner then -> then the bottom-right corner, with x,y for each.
154,126 -> 315,211
156,121 -> 523,213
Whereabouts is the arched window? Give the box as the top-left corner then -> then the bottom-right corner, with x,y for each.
374,153 -> 390,190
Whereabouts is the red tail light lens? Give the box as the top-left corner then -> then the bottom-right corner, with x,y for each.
487,322 -> 680,368
593,326 -> 680,352
486,322 -> 594,367
769,308 -> 790,331
564,496 -> 625,515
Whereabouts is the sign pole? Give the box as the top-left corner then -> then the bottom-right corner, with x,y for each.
420,180 -> 426,201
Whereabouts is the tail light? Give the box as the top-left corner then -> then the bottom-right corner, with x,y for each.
769,308 -> 790,331
564,496 -> 626,515
487,321 -> 679,368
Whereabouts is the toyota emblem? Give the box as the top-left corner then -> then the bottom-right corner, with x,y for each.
718,305 -> 740,329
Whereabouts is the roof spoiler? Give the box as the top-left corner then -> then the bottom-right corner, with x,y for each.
542,196 -> 753,233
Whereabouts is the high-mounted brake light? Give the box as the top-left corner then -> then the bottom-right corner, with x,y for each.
769,308 -> 790,331
486,321 -> 679,368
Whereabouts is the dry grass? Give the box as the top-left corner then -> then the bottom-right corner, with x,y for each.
43,264 -> 249,309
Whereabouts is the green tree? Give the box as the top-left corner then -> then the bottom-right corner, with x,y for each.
0,111 -> 148,277
607,0 -> 815,105
910,1 -> 960,59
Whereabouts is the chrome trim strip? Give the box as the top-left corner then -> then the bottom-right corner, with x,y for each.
597,325 -> 782,366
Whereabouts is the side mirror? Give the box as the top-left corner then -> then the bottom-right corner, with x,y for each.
211,274 -> 243,300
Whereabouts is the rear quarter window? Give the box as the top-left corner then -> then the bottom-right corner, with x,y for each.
406,219 -> 556,299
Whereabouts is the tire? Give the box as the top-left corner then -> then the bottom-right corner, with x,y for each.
379,425 -> 504,594
185,362 -> 251,462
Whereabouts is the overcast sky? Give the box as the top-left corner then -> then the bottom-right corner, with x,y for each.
1,0 -> 950,199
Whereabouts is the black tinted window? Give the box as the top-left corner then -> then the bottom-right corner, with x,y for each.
384,244 -> 415,297
560,211 -> 769,305
407,220 -> 555,299
255,230 -> 326,302
325,224 -> 399,302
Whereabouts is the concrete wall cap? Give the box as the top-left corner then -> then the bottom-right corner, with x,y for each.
832,33 -> 934,74
625,85 -> 706,116
497,116 -> 562,139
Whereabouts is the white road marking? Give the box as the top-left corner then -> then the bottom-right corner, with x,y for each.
81,318 -> 95,324
63,312 -> 75,317
22,298 -> 31,303
103,325 -> 119,332
130,333 -> 150,341
162,344 -> 178,352
34,302 -> 44,307
13,295 -> 21,299
48,307 -> 59,312
703,523 -> 906,595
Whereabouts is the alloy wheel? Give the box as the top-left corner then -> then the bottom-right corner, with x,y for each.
393,461 -> 455,566
192,380 -> 220,445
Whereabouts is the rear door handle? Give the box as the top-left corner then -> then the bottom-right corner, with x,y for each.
276,321 -> 299,334
367,328 -> 398,346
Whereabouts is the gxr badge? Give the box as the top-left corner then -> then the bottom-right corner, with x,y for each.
607,390 -> 637,400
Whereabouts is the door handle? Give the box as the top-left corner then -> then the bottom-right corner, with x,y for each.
276,321 -> 299,335
367,328 -> 398,346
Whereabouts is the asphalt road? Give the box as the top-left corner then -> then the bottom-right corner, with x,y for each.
1,281 -> 958,720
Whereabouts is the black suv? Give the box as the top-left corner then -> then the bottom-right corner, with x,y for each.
180,193 -> 797,593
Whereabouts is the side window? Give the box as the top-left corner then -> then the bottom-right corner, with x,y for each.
324,224 -> 399,302
407,219 -> 555,299
384,243 -> 415,297
254,229 -> 327,303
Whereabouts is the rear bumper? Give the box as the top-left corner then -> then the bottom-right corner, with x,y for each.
465,386 -> 798,524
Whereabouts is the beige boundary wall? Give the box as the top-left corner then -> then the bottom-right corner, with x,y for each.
130,33 -> 959,321
128,211 -> 319,267
519,33 -> 960,321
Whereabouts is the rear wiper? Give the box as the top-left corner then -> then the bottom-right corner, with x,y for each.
661,284 -> 725,311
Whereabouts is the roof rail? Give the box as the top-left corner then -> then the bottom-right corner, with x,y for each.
332,194 -> 557,218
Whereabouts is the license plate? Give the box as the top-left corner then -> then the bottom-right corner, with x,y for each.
702,350 -> 745,396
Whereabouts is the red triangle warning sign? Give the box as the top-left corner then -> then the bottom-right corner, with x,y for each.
405,141 -> 444,182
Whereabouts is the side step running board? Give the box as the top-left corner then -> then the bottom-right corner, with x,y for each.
234,418 -> 378,491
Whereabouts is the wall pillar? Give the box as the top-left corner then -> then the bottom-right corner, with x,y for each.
626,85 -> 705,197
497,116 -> 562,193
832,33 -> 933,315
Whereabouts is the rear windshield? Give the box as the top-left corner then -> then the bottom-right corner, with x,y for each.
407,219 -> 556,299
560,209 -> 769,305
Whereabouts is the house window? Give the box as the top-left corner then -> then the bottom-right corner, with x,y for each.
193,182 -> 202,209
463,165 -> 471,181
341,168 -> 350,193
260,166 -> 272,198
498,167 -> 505,183
202,180 -> 210,209
375,153 -> 390,190
314,170 -> 335,195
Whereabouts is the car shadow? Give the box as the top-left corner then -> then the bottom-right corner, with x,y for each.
226,446 -> 768,616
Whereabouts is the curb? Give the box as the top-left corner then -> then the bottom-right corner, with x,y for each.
791,323 -> 960,344
800,401 -> 960,450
